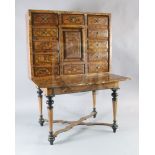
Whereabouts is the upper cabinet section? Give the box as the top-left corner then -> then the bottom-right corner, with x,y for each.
28,10 -> 111,82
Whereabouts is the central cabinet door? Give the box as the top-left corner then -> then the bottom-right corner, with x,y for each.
61,28 -> 85,61
60,27 -> 86,75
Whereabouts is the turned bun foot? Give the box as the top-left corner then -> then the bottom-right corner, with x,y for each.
48,132 -> 55,145
112,121 -> 118,133
39,115 -> 45,126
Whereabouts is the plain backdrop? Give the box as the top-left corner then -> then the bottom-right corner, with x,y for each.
15,0 -> 139,155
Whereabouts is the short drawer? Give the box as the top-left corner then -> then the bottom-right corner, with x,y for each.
88,40 -> 108,50
88,29 -> 108,39
61,14 -> 84,25
34,66 -> 59,77
32,13 -> 58,26
88,63 -> 108,73
33,28 -> 58,38
88,15 -> 108,25
88,52 -> 108,62
33,53 -> 59,65
33,41 -> 58,51
63,64 -> 85,75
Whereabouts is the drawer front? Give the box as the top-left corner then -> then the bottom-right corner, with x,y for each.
34,53 -> 58,65
33,41 -> 58,51
88,52 -> 108,62
88,15 -> 108,25
34,66 -> 59,77
88,63 -> 108,73
32,13 -> 58,26
88,40 -> 108,50
33,28 -> 58,38
88,29 -> 108,39
63,64 -> 85,75
62,14 -> 84,25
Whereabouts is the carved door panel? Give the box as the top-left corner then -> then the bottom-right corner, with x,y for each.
60,28 -> 86,75
60,28 -> 85,62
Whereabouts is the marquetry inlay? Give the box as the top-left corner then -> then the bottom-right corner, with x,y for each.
27,10 -> 130,145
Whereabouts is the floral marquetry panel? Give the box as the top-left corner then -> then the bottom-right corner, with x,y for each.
34,53 -> 58,65
33,28 -> 58,38
63,64 -> 85,75
34,66 -> 59,77
88,40 -> 108,51
61,14 -> 84,25
88,29 -> 108,39
88,63 -> 108,73
88,52 -> 108,62
33,41 -> 58,51
32,13 -> 58,26
88,15 -> 109,25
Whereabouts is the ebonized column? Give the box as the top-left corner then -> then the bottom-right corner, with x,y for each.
46,95 -> 55,145
111,88 -> 119,133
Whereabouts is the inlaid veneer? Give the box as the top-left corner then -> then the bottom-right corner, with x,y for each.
27,10 -> 130,145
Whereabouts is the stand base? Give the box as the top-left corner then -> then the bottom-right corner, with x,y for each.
41,112 -> 118,145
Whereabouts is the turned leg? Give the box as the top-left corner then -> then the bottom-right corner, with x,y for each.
37,87 -> 44,126
46,95 -> 55,145
92,90 -> 97,118
111,88 -> 119,133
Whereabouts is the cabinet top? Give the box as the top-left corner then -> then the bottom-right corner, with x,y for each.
28,9 -> 111,16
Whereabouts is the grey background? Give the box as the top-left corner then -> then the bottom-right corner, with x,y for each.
16,0 -> 138,155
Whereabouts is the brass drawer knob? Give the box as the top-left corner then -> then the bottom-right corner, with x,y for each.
43,31 -> 48,34
70,17 -> 76,22
96,66 -> 101,69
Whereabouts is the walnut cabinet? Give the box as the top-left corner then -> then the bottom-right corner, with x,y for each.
27,10 -> 130,145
